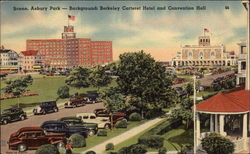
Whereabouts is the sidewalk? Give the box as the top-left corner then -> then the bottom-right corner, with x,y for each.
81,117 -> 165,154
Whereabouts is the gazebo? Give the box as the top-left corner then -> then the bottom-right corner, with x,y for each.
194,89 -> 250,153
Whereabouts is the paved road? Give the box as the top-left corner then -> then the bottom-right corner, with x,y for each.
82,117 -> 165,154
172,71 -> 234,88
0,103 -> 104,154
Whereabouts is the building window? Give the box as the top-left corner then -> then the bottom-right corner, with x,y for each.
199,52 -> 204,59
211,51 -> 215,58
188,51 -> 193,59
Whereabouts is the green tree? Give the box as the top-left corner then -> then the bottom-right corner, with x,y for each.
116,51 -> 175,118
89,65 -> 112,91
3,75 -> 33,107
65,66 -> 90,89
185,83 -> 193,96
57,85 -> 70,99
201,133 -> 235,154
170,97 -> 193,129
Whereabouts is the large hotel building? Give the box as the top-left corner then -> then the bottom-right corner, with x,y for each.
172,35 -> 237,67
26,25 -> 112,69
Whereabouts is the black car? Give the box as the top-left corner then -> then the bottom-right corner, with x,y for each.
0,108 -> 27,125
58,117 -> 98,136
33,101 -> 58,115
41,120 -> 89,138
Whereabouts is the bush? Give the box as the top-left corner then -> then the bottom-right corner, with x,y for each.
106,143 -> 115,151
129,112 -> 141,121
158,147 -> 167,154
115,120 -> 127,128
57,85 -> 70,99
138,135 -> 164,148
97,130 -> 107,136
35,144 -> 59,154
201,133 -> 234,154
145,109 -> 164,119
69,134 -> 86,148
178,144 -> 192,154
118,144 -> 147,154
85,151 -> 96,154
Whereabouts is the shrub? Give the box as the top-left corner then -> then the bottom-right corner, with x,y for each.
138,135 -> 164,148
97,130 -> 107,136
106,143 -> 115,151
118,144 -> 147,154
57,85 -> 70,99
115,120 -> 127,128
35,144 -> 59,154
201,133 -> 234,154
85,151 -> 96,154
178,144 -> 192,154
145,109 -> 164,119
69,134 -> 86,148
129,112 -> 141,121
158,147 -> 167,154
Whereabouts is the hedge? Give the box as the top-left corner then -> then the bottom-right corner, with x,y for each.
129,112 -> 141,121
115,120 -> 127,128
106,143 -> 115,151
69,134 -> 86,148
138,135 -> 164,148
97,130 -> 108,136
118,144 -> 147,154
35,144 -> 59,154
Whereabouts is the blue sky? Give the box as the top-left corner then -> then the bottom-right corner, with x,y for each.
1,1 -> 247,61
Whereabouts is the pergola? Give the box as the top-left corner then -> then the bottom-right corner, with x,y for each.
194,89 -> 250,152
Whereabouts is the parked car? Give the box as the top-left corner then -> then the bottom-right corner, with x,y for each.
85,92 -> 102,104
58,117 -> 98,136
0,107 -> 27,125
8,127 -> 66,152
41,120 -> 89,138
64,96 -> 86,108
33,101 -> 58,115
94,109 -> 127,124
76,113 -> 111,129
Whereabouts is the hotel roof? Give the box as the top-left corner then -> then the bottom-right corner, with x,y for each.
21,50 -> 39,56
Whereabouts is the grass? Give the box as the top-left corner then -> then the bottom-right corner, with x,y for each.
71,120 -> 148,153
111,118 -> 167,152
0,76 -> 117,111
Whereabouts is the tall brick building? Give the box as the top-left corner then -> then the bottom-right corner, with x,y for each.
26,25 -> 112,69
172,35 -> 237,66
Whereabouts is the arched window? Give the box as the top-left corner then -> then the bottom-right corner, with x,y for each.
188,51 -> 193,59
199,51 -> 204,59
211,51 -> 215,58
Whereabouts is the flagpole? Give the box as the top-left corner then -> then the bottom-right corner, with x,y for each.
193,75 -> 197,154
68,15 -> 69,27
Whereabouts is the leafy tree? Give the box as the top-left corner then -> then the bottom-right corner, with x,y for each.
201,133 -> 235,154
185,83 -> 193,96
170,97 -> 193,129
57,85 -> 70,99
35,144 -> 59,154
116,51 -> 175,118
89,65 -> 112,91
65,67 -> 90,89
3,75 -> 33,107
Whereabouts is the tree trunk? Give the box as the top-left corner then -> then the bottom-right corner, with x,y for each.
141,109 -> 144,119
18,97 -> 20,108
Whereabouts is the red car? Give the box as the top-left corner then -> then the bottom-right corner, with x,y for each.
8,127 -> 67,152
94,108 -> 127,124
64,96 -> 86,108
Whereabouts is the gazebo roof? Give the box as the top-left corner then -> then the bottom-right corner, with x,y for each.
195,89 -> 250,113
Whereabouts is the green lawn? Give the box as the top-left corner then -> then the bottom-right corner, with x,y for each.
0,76 -> 117,111
71,120 -> 148,153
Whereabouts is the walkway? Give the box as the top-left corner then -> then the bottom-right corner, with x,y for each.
81,117 -> 165,154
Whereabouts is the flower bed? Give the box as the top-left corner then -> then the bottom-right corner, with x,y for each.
0,91 -> 39,100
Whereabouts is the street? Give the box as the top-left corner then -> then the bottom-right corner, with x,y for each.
0,103 -> 104,154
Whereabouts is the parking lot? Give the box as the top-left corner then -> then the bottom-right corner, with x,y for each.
0,103 -> 104,154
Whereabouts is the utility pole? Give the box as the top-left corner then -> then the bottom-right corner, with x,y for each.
193,75 -> 197,154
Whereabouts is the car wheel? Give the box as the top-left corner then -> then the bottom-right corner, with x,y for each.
88,130 -> 95,137
2,119 -> 8,125
42,110 -> 46,115
56,142 -> 65,150
54,108 -> 58,112
20,115 -> 25,121
104,124 -> 111,129
18,143 -> 27,152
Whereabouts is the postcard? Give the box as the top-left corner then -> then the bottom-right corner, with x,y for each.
1,0 -> 249,154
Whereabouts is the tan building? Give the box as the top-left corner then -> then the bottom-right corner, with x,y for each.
236,40 -> 247,85
172,35 -> 237,66
20,50 -> 43,72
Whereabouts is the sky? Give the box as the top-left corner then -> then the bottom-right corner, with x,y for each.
1,1 -> 247,61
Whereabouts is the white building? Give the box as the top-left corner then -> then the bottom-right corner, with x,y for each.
236,40 -> 247,85
0,49 -> 20,72
172,35 -> 237,67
